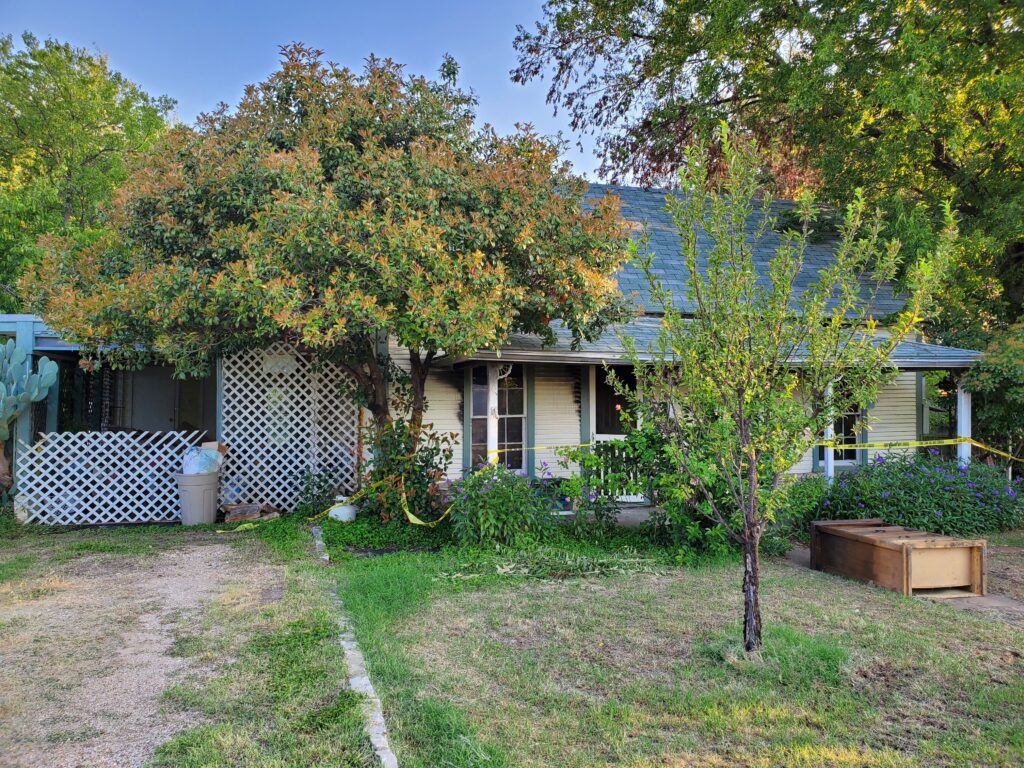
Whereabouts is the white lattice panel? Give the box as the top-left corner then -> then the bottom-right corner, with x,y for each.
220,344 -> 359,511
14,430 -> 205,525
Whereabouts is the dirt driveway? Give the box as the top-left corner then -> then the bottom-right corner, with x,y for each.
0,530 -> 279,768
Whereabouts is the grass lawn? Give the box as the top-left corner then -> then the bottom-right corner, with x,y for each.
326,521 -> 1024,768
0,514 -> 374,768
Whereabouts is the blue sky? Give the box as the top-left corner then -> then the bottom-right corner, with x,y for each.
1,0 -> 600,176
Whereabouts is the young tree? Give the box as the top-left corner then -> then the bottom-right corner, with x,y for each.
22,45 -> 630,433
0,33 -> 173,310
625,128 -> 953,651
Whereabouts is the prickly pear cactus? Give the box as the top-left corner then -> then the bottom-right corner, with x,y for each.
0,338 -> 59,442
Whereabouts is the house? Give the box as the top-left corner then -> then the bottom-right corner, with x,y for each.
3,185 -> 981,524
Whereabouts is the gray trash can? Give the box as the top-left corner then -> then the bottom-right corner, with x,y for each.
175,472 -> 221,525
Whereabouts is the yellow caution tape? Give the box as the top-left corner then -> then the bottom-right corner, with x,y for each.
318,435 -> 1023,530
400,492 -> 453,528
813,436 -> 1024,462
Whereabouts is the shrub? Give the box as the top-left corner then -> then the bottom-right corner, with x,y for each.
293,470 -> 340,517
449,464 -> 552,548
556,472 -> 619,538
362,419 -> 455,525
788,453 -> 1024,538
778,474 -> 829,543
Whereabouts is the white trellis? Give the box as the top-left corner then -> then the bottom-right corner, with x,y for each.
219,344 -> 360,512
14,430 -> 205,525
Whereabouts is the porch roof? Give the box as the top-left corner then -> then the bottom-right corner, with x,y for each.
450,317 -> 982,370
3,312 -> 980,371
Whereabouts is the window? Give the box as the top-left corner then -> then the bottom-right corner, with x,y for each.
818,404 -> 862,464
470,364 -> 526,470
594,366 -> 635,436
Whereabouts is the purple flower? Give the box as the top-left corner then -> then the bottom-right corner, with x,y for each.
874,455 -> 885,464
857,502 -> 865,508
929,448 -> 940,456
1006,487 -> 1017,498
966,482 -> 978,488
936,510 -> 943,517
823,499 -> 831,507
975,492 -> 983,498
881,491 -> 889,498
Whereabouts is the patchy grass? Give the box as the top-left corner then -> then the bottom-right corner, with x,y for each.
153,518 -> 375,768
989,529 -> 1024,548
0,511 -> 373,767
0,553 -> 35,583
333,538 -> 1024,768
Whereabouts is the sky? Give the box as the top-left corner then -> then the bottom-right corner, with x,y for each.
1,0 -> 601,176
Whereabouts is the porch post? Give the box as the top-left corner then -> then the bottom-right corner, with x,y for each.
956,379 -> 972,467
14,320 -> 34,449
823,382 -> 835,482
486,363 -> 499,465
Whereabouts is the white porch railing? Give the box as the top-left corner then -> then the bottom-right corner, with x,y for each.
592,437 -> 648,503
14,430 -> 205,525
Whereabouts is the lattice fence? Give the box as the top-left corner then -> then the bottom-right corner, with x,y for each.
220,344 -> 360,512
15,430 -> 205,525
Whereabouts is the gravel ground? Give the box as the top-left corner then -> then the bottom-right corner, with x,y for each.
0,538 -> 278,768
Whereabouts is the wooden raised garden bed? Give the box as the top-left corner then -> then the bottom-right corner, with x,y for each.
810,518 -> 986,596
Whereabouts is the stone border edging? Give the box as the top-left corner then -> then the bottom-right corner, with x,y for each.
311,525 -> 399,768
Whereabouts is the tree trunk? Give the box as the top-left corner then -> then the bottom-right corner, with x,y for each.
407,350 -> 433,440
364,356 -> 392,428
0,442 -> 11,491
742,521 -> 762,652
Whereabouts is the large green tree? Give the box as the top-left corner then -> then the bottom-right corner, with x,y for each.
0,33 -> 173,310
515,1 -> 1024,449
23,45 -> 630,431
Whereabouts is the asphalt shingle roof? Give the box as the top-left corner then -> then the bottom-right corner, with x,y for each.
482,184 -> 980,368
585,183 -> 906,316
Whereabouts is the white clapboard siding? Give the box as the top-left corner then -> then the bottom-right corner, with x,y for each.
386,342 -> 464,477
423,368 -> 465,478
788,372 -> 919,474
533,364 -> 580,477
220,344 -> 360,512
864,372 -> 919,457
15,430 -> 205,525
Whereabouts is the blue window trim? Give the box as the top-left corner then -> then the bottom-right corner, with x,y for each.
460,364 -> 535,475
813,402 -> 870,472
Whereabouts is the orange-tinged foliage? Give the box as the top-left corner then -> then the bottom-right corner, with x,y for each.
21,44 -> 630,423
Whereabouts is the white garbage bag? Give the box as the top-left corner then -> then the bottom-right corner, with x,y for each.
181,446 -> 225,475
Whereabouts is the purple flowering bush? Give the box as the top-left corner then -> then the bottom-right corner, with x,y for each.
449,464 -> 553,548
789,453 -> 1024,538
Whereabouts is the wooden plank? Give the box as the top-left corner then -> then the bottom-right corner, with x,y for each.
813,530 -> 906,591
911,547 -> 972,589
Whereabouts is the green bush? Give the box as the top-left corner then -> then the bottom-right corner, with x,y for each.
293,470 -> 339,517
778,474 -> 829,543
362,419 -> 455,525
787,453 -> 1024,538
449,464 -> 552,548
